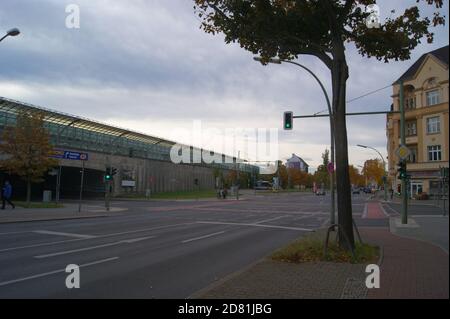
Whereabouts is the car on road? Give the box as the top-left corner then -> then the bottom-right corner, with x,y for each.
362,187 -> 372,194
352,188 -> 361,194
254,181 -> 272,190
315,189 -> 326,196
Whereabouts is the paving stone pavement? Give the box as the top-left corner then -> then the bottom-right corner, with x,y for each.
193,260 -> 367,299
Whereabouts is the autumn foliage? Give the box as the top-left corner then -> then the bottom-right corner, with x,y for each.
0,112 -> 57,204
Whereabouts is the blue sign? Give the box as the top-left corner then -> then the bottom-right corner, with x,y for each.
51,149 -> 88,161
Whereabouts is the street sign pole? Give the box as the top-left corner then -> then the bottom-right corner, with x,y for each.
399,80 -> 408,224
56,165 -> 62,203
78,160 -> 85,213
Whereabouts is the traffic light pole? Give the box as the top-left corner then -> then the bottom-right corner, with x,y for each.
282,60 -> 335,226
399,81 -> 408,224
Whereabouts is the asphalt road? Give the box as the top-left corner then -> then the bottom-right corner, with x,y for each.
0,192 -> 373,298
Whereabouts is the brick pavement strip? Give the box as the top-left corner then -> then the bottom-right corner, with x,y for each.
362,227 -> 449,299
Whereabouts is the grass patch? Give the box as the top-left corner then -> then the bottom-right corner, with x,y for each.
271,230 -> 379,264
15,201 -> 64,209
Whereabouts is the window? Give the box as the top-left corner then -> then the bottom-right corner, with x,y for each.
407,147 -> 417,163
426,116 -> 441,134
405,97 -> 416,109
428,145 -> 442,161
406,121 -> 417,136
426,90 -> 440,106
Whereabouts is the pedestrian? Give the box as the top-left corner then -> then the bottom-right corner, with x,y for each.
390,188 -> 394,200
1,180 -> 15,210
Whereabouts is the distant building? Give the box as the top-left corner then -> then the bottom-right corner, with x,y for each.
386,45 -> 449,198
286,154 -> 309,173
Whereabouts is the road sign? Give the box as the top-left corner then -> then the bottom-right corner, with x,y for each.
395,145 -> 410,160
327,162 -> 335,174
51,149 -> 89,161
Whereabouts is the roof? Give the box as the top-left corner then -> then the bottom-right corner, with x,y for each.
0,96 -> 177,148
395,45 -> 449,84
287,153 -> 309,166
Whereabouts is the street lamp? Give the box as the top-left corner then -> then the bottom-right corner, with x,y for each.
254,56 -> 336,226
357,144 -> 388,201
0,28 -> 21,43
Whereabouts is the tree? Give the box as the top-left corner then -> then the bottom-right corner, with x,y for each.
349,165 -> 364,186
0,112 -> 57,205
313,148 -> 331,188
193,0 -> 444,249
362,159 -> 384,186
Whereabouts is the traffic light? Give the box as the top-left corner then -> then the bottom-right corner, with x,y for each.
283,111 -> 293,130
397,161 -> 407,180
105,167 -> 117,181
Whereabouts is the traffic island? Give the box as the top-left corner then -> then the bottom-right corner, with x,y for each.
271,230 -> 379,264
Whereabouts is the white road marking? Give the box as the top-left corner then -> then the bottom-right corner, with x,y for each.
196,221 -> 313,232
34,236 -> 155,259
379,204 -> 390,217
362,203 -> 368,218
321,218 -> 331,228
0,222 -> 194,254
0,231 -> 31,236
33,230 -> 96,239
0,257 -> 119,287
181,231 -> 226,244
254,216 -> 287,224
0,238 -> 86,253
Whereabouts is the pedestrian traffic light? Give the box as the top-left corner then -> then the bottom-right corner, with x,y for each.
397,161 -> 407,180
284,111 -> 293,130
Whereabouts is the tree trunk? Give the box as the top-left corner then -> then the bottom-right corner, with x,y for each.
331,57 -> 355,250
26,178 -> 31,208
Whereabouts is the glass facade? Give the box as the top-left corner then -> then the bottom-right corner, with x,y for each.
0,97 -> 258,175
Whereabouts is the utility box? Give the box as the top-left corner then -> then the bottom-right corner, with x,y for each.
43,190 -> 52,202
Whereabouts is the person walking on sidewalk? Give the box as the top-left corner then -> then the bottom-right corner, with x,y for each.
1,180 -> 15,210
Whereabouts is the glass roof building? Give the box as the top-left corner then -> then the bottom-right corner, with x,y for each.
0,96 -> 258,174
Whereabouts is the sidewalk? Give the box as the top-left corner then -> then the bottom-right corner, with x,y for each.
0,203 -> 126,224
192,201 -> 449,299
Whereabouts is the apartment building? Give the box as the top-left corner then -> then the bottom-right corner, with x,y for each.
387,45 -> 449,197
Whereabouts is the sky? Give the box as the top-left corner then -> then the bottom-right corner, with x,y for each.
0,0 -> 448,172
